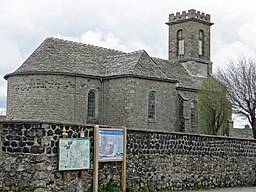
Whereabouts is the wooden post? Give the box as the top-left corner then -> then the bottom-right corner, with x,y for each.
79,131 -> 85,178
61,126 -> 68,179
93,125 -> 99,192
93,126 -> 127,192
121,127 -> 127,192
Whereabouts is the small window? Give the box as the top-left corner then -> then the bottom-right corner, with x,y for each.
178,94 -> 185,132
177,29 -> 185,56
199,30 -> 204,56
148,91 -> 155,119
87,91 -> 95,118
190,101 -> 197,125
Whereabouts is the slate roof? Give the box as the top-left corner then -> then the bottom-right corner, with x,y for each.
152,57 -> 199,89
12,37 -> 124,77
6,37 -> 200,89
103,51 -> 169,79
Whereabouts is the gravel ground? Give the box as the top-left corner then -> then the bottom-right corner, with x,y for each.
179,187 -> 256,192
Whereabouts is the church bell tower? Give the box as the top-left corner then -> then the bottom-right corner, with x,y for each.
166,9 -> 214,78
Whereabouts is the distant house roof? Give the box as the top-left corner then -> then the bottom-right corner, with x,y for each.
0,115 -> 6,121
5,37 -> 200,89
229,127 -> 253,139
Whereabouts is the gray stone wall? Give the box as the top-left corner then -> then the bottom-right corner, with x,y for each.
0,122 -> 94,192
6,74 -> 101,125
1,122 -> 256,191
181,61 -> 209,77
7,75 -> 181,132
0,127 -> 2,158
103,78 -> 178,132
179,90 -> 199,133
127,78 -> 178,132
5,70 -> 202,134
127,130 -> 256,190
102,78 -> 130,126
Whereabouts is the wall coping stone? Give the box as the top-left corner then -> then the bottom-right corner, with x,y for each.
127,127 -> 256,142
1,121 -> 255,142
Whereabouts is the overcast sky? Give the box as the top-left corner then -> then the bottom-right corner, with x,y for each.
1,0 -> 256,126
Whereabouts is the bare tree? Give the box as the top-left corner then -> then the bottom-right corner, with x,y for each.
217,57 -> 256,138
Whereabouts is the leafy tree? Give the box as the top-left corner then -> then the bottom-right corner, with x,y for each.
217,57 -> 256,138
198,76 -> 231,135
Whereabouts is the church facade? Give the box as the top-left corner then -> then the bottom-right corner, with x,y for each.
4,9 -> 213,133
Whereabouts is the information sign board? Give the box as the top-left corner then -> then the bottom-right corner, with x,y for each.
98,129 -> 124,161
59,138 -> 90,170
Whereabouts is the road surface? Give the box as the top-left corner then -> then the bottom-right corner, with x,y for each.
180,187 -> 256,192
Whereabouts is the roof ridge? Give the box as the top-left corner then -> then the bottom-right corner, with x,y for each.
106,53 -> 127,58
127,49 -> 145,55
152,56 -> 170,62
129,51 -> 145,74
46,37 -> 125,54
106,49 -> 145,59
144,53 -> 170,79
131,51 -> 170,79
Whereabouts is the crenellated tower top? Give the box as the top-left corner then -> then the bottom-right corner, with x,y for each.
166,9 -> 213,78
166,9 -> 212,25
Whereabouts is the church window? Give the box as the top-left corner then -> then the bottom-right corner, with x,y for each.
87,90 -> 95,118
199,30 -> 204,56
190,100 -> 197,128
177,29 -> 184,56
178,94 -> 185,132
148,91 -> 155,119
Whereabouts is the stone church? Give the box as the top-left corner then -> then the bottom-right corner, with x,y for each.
4,9 -> 213,133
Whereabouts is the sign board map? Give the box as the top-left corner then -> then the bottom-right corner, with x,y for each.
59,138 -> 90,170
99,129 -> 124,161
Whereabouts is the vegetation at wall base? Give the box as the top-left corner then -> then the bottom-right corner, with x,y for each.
126,186 -> 154,192
85,185 -> 155,192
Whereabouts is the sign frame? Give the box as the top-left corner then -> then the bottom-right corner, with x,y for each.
58,137 -> 90,171
98,128 -> 124,162
93,125 -> 127,192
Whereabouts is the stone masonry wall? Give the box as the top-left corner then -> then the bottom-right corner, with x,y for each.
103,78 -> 178,132
127,129 -> 256,190
0,122 -> 256,191
0,122 -> 95,192
6,74 -> 101,125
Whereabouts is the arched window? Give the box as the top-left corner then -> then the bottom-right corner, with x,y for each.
178,94 -> 185,132
199,30 -> 204,56
177,29 -> 184,56
87,91 -> 95,118
190,101 -> 197,126
148,91 -> 155,119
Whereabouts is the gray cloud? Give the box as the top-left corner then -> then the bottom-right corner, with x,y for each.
1,0 -> 256,126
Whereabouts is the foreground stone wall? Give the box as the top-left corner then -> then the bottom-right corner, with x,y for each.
0,122 -> 256,191
127,129 -> 256,190
0,122 -> 94,191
